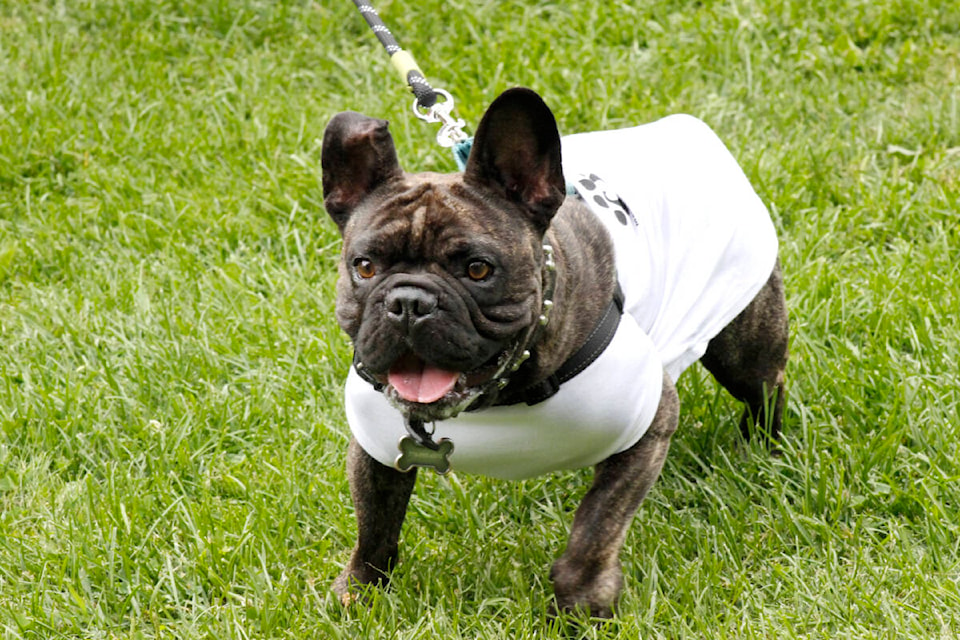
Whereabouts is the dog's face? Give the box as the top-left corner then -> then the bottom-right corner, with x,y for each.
322,89 -> 567,421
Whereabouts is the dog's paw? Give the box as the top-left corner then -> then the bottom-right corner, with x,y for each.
549,556 -> 624,619
331,561 -> 388,606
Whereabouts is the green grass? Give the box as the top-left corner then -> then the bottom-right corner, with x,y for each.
1,0 -> 959,636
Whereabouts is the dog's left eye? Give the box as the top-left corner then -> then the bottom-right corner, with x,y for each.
466,260 -> 492,281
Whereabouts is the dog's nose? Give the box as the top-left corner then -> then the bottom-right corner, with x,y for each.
385,286 -> 439,326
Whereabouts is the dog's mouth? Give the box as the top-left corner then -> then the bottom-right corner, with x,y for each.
387,352 -> 461,404
372,349 -> 512,419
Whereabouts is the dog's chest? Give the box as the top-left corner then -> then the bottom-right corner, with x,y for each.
344,311 -> 664,479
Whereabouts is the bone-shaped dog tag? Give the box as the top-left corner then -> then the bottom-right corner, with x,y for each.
394,436 -> 454,475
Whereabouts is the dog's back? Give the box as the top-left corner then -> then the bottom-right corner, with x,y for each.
560,115 -> 779,380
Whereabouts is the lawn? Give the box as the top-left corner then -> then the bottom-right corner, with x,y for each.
1,0 -> 959,637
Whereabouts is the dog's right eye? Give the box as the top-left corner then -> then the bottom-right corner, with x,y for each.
354,258 -> 376,279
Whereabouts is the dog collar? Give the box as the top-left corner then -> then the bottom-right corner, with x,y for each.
493,280 -> 625,407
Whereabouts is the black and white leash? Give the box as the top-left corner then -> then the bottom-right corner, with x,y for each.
349,0 -> 470,150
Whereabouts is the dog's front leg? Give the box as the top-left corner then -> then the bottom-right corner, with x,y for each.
333,437 -> 417,602
550,374 -> 679,618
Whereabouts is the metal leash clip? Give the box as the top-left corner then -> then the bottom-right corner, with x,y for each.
413,88 -> 469,148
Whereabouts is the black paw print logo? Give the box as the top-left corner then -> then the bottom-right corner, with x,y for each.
575,174 -> 635,226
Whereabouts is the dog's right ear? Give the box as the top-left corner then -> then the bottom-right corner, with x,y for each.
321,112 -> 403,231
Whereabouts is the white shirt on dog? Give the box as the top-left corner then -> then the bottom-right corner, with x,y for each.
562,114 -> 779,381
345,114 -> 778,480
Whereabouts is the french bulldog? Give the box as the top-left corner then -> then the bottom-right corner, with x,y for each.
321,87 -> 788,617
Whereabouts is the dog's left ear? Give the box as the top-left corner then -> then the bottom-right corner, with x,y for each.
322,111 -> 403,231
464,88 -> 565,233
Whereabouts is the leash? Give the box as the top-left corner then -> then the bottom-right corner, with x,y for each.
350,0 -> 472,159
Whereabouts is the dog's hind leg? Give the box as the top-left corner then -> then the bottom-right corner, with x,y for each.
550,373 -> 679,618
700,259 -> 789,443
332,438 -> 417,602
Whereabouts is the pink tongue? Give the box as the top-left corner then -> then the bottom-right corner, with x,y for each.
388,354 -> 460,404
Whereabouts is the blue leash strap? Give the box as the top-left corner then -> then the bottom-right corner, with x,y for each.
453,138 -> 473,170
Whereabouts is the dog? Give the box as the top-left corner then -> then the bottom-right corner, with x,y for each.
321,87 -> 788,617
